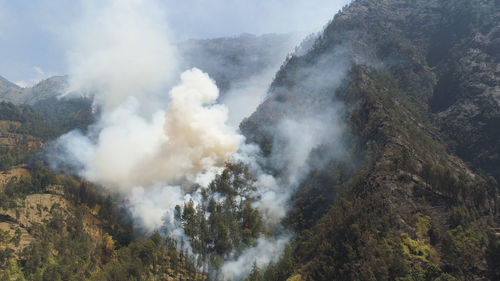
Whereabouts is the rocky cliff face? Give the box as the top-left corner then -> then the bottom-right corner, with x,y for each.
429,4 -> 500,182
334,0 -> 500,183
241,0 -> 499,280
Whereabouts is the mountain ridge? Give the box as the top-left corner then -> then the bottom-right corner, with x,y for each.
0,33 -> 297,106
0,0 -> 498,280
0,75 -> 68,105
240,0 -> 499,280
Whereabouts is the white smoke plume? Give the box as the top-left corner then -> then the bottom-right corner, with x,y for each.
234,109 -> 347,228
63,0 -> 177,111
47,0 -> 351,279
55,68 -> 241,192
128,185 -> 185,232
127,184 -> 201,247
50,0 -> 242,235
221,235 -> 291,280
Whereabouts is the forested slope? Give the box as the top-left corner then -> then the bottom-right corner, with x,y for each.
240,0 -> 500,280
0,0 -> 498,280
0,98 -> 204,280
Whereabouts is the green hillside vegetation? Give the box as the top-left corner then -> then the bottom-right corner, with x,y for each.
239,0 -> 499,280
0,98 -> 93,170
176,162 -> 264,273
0,0 -> 498,280
245,67 -> 499,280
0,162 -> 203,280
0,99 -> 202,280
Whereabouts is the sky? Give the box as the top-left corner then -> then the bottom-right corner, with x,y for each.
0,0 -> 350,87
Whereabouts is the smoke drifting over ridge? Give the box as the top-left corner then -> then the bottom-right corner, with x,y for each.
50,0 -> 243,232
214,48 -> 351,279
47,0 -> 352,279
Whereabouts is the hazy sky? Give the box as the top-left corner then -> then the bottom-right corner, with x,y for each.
0,0 -> 350,86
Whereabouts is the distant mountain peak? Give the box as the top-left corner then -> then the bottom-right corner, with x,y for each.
0,75 -> 69,105
0,75 -> 21,90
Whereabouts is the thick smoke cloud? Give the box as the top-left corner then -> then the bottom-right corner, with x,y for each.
55,68 -> 241,191
50,0 -> 242,234
46,0 -> 352,279
128,185 -> 185,232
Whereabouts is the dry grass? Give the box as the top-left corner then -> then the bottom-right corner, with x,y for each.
0,168 -> 30,187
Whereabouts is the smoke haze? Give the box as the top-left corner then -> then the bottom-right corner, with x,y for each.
64,0 -> 177,111
49,0 -> 244,238
221,235 -> 291,280
45,0 -> 352,279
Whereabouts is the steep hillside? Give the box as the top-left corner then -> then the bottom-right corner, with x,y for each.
0,1 -> 497,280
0,163 -> 203,281
0,33 -> 297,281
0,100 -> 202,280
180,33 -> 296,93
241,0 -> 499,280
0,99 -> 93,171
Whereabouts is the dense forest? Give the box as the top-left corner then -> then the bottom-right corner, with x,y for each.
0,98 -> 93,171
0,0 -> 498,280
239,0 -> 500,280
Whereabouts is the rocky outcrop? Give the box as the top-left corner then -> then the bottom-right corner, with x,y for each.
431,14 -> 500,181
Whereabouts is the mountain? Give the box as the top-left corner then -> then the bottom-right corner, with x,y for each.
0,0 -> 498,280
0,76 -> 21,94
0,33 -> 296,106
23,76 -> 69,105
241,0 -> 500,280
0,33 -> 297,280
179,33 -> 297,93
0,76 -> 24,104
0,76 -> 68,105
